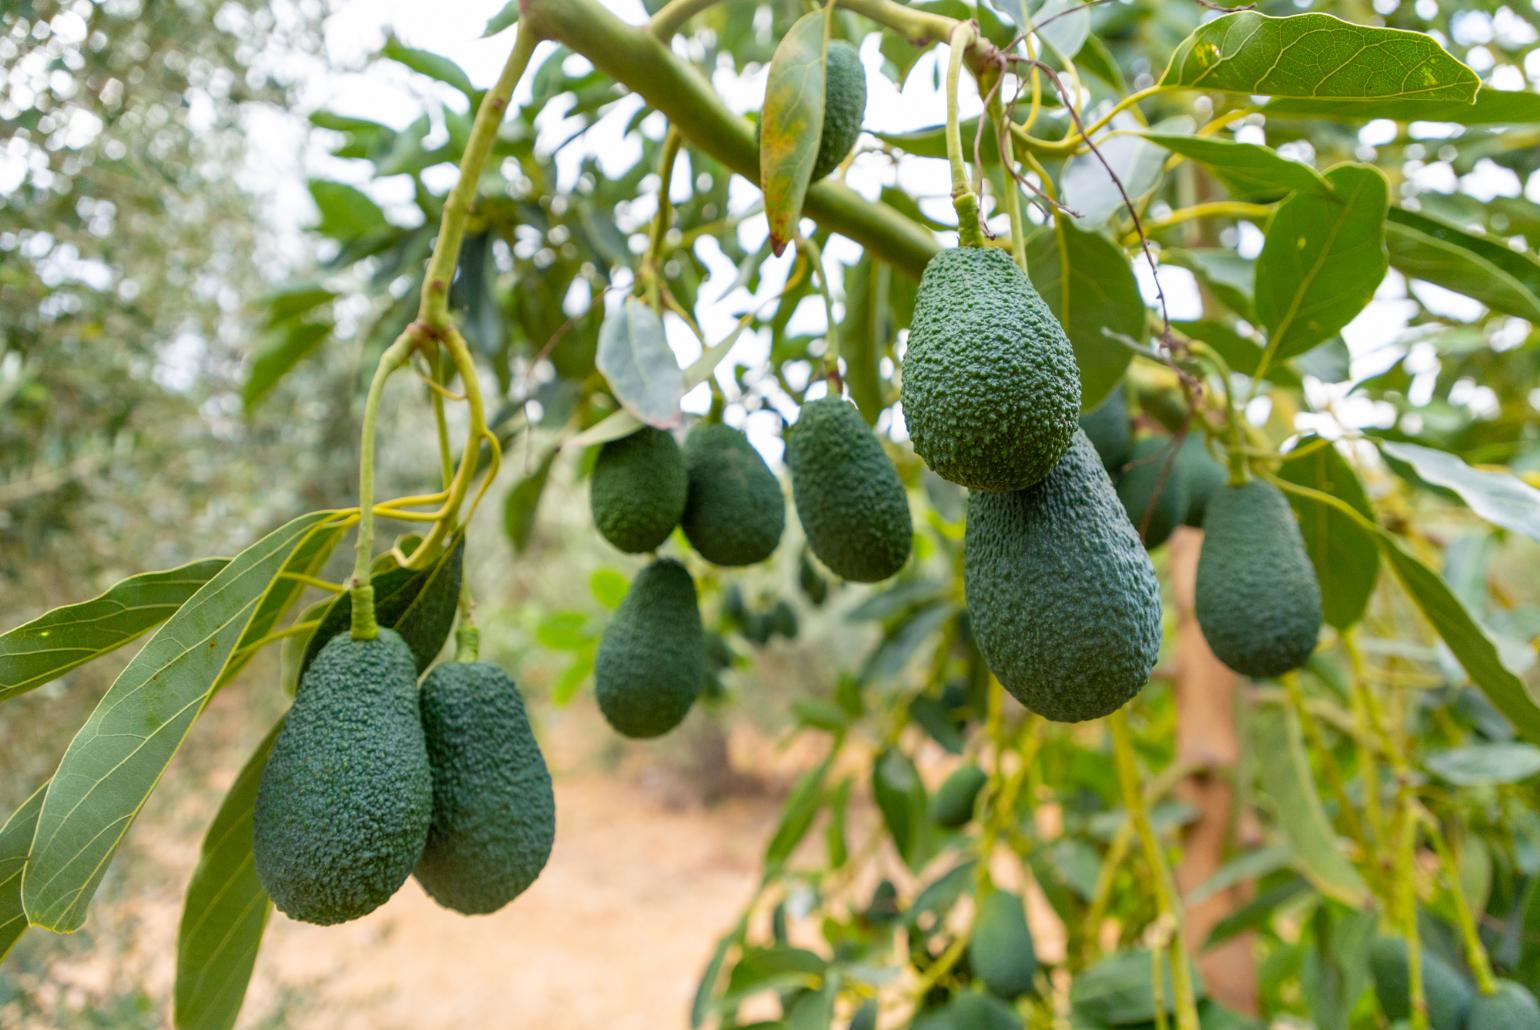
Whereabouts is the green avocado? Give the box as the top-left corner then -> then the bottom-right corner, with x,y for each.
1467,979 -> 1540,1028
756,40 -> 866,182
785,396 -> 912,582
1176,434 -> 1227,527
253,629 -> 431,925
413,662 -> 555,915
1195,480 -> 1323,677
1079,384 -> 1132,472
1114,436 -> 1188,549
969,890 -> 1037,1000
930,764 -> 987,829
595,558 -> 705,738
1369,937 -> 1474,1030
589,427 -> 688,553
965,431 -> 1162,722
902,246 -> 1081,492
681,423 -> 785,566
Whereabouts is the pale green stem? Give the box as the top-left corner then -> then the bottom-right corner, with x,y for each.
945,21 -> 983,246
350,330 -> 420,638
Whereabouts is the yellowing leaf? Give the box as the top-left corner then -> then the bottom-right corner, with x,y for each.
761,10 -> 829,254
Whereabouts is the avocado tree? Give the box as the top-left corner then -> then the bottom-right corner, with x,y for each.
4,0 -> 1540,1027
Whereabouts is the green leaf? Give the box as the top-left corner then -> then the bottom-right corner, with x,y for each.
242,321 -> 331,411
1071,949 -> 1204,1025
22,511 -> 335,933
597,299 -> 686,429
1159,12 -> 1479,102
1381,442 -> 1540,543
691,922 -> 743,1028
1143,133 -> 1327,201
761,10 -> 829,254
503,445 -> 561,552
1164,248 -> 1255,321
764,754 -> 832,871
1026,217 -> 1145,409
841,259 -> 892,425
1379,538 -> 1540,744
1425,744 -> 1540,787
173,722 -> 280,1030
482,0 -> 519,36
0,783 -> 46,962
1255,163 -> 1388,361
1061,117 -> 1180,228
1252,703 -> 1370,908
1277,439 -> 1379,629
1385,208 -> 1540,322
722,946 -> 826,1006
590,568 -> 629,610
1264,87 -> 1540,126
1031,0 -> 1090,60
785,982 -> 836,1030
224,521 -> 347,690
307,180 -> 387,241
380,38 -> 477,98
872,747 -> 928,870
0,558 -> 227,704
256,285 -> 336,328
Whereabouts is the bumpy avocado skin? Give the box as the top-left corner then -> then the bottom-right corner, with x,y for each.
1176,435 -> 1226,528
596,558 -> 705,738
964,431 -> 1161,722
902,247 -> 1081,492
681,424 -> 785,566
785,397 -> 912,582
1079,384 -> 1132,472
589,427 -> 688,554
1369,937 -> 1474,1029
253,629 -> 431,925
930,764 -> 987,829
812,41 -> 866,180
968,890 -> 1037,1000
1114,436 -> 1188,549
1195,480 -> 1323,677
1467,979 -> 1540,1028
414,662 -> 555,915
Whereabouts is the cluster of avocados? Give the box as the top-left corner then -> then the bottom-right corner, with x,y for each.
1370,936 -> 1540,1028
252,582 -> 555,925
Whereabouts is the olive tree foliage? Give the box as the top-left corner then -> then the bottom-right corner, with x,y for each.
3,0 -> 1540,1028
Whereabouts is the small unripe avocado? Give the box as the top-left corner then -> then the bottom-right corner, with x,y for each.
1467,979 -> 1540,1028
1176,434 -> 1226,527
785,396 -> 912,582
595,558 -> 705,738
965,431 -> 1162,722
1196,480 -> 1323,677
902,246 -> 1081,492
681,424 -> 785,566
589,428 -> 687,553
931,764 -> 987,828
1369,937 -> 1474,1029
968,890 -> 1037,1000
1114,436 -> 1188,549
413,662 -> 555,915
253,629 -> 431,925
1079,384 -> 1132,472
771,599 -> 799,639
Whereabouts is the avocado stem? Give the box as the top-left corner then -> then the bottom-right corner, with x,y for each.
350,329 -> 419,639
944,21 -> 985,247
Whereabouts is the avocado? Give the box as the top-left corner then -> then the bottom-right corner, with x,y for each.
965,431 -> 1162,722
413,662 -> 555,915
968,890 -> 1037,1000
1368,937 -> 1474,1029
681,423 -> 785,566
1114,436 -> 1188,549
785,396 -> 912,582
902,246 -> 1081,492
1467,979 -> 1540,1028
1079,384 -> 1132,472
1176,434 -> 1226,527
771,599 -> 799,639
756,40 -> 866,182
931,764 -> 987,829
253,629 -> 431,925
595,558 -> 705,737
589,427 -> 688,553
1195,480 -> 1323,677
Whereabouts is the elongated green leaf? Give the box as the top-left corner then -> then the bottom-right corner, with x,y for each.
22,511 -> 335,933
0,559 -> 227,704
243,321 -> 331,411
1256,163 -> 1388,361
1143,133 -> 1327,201
307,180 -> 386,241
503,447 -> 561,553
0,783 -> 46,962
174,722 -> 280,1030
380,38 -> 476,98
1385,208 -> 1540,322
1264,88 -> 1540,126
483,1 -> 519,36
1027,217 -> 1145,408
1426,744 -> 1540,787
841,259 -> 892,425
764,754 -> 832,872
1379,537 -> 1540,744
1382,442 -> 1540,543
691,921 -> 744,1028
1159,12 -> 1479,102
761,10 -> 829,254
1253,704 -> 1369,907
1278,439 -> 1379,629
872,747 -> 928,870
597,298 -> 686,429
